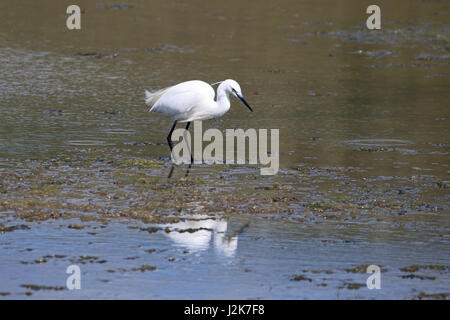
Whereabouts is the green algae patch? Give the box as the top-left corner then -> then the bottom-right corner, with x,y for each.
345,264 -> 371,273
120,158 -> 163,169
141,226 -> 160,234
344,283 -> 364,290
291,275 -> 312,282
34,258 -> 47,264
0,224 -> 30,233
69,255 -> 105,264
43,254 -> 67,259
132,264 -> 157,272
400,265 -> 448,273
20,284 -> 65,291
308,202 -> 343,212
27,184 -> 63,197
308,270 -> 333,275
401,274 -> 436,280
2,198 -> 61,211
400,265 -> 421,273
415,292 -> 450,300
345,264 -> 387,273
79,215 -> 98,222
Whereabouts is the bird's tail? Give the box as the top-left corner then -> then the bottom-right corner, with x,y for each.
145,87 -> 169,111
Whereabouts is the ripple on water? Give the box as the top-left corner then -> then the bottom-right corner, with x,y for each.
103,128 -> 136,135
66,140 -> 113,146
343,139 -> 412,147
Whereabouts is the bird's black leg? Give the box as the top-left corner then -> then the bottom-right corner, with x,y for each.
185,122 -> 193,164
184,121 -> 193,178
167,164 -> 175,179
167,120 -> 178,154
166,121 -> 178,178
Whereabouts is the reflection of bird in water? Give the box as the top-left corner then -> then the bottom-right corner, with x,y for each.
213,221 -> 238,257
163,219 -> 240,257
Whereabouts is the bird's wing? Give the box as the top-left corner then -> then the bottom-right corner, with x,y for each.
147,80 -> 215,119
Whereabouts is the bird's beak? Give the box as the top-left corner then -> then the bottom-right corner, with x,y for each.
236,93 -> 253,112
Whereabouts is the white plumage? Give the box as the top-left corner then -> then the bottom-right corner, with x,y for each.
144,79 -> 253,155
146,80 -> 215,122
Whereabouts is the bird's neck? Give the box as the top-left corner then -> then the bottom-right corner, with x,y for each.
216,87 -> 231,114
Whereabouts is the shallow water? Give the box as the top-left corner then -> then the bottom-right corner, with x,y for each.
0,0 -> 449,299
1,215 -> 449,299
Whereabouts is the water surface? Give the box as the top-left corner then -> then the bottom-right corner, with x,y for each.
0,0 -> 449,299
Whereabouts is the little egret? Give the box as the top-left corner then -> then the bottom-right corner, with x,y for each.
145,79 -> 253,157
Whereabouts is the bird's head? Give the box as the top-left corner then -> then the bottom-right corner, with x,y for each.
221,79 -> 253,112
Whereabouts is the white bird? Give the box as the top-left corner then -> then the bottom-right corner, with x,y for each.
144,79 -> 253,157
